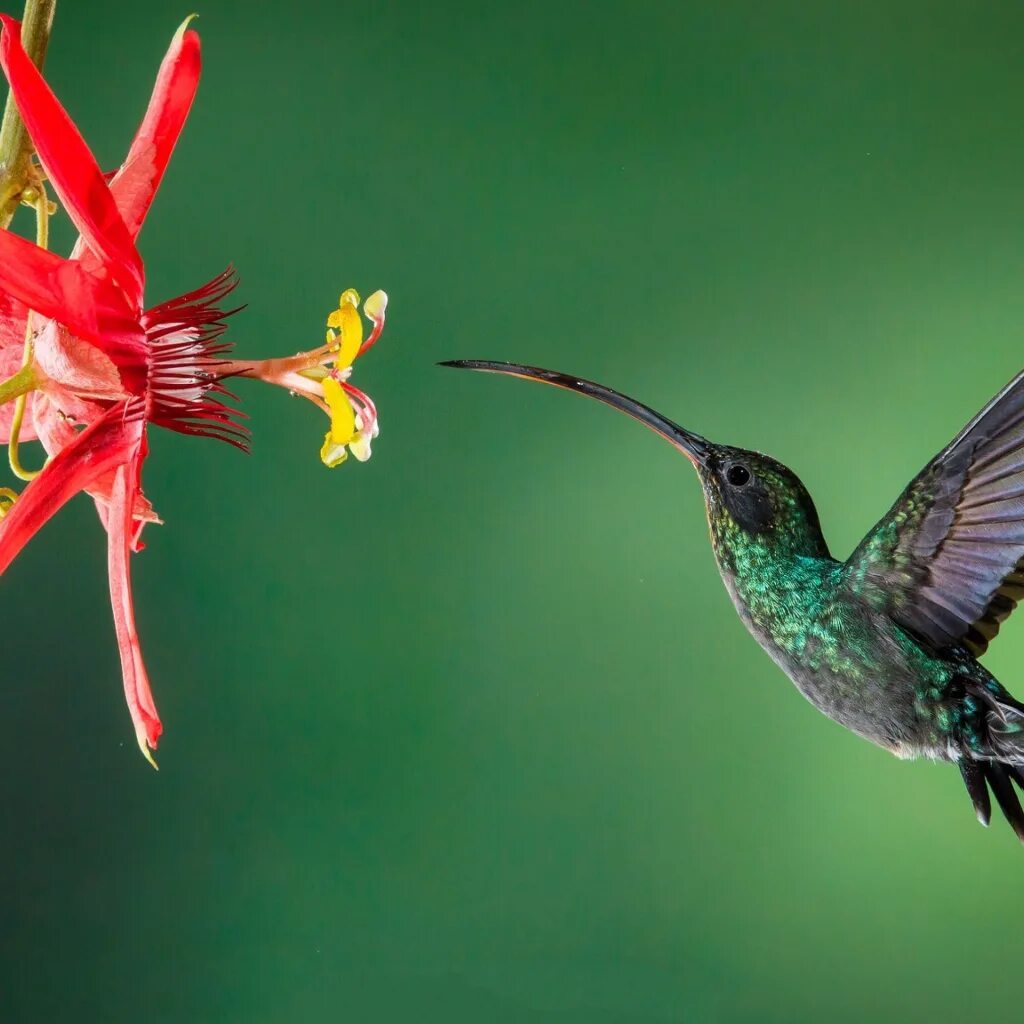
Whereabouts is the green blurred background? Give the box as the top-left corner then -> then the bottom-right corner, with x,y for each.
4,1 -> 1024,1020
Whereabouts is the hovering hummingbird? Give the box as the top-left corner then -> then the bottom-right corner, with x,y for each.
443,358 -> 1024,843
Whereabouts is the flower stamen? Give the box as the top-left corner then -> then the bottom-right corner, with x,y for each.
141,267 -> 249,450
221,287 -> 387,469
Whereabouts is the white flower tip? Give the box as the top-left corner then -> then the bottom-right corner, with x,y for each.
174,13 -> 199,43
350,436 -> 373,462
138,735 -> 160,770
364,290 -> 388,323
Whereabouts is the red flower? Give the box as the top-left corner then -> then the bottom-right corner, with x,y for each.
0,16 -> 386,764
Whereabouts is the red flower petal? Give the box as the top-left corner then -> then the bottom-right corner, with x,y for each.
0,400 -> 143,575
108,22 -> 200,241
107,428 -> 162,763
0,227 -> 146,363
0,15 -> 144,306
0,289 -> 26,348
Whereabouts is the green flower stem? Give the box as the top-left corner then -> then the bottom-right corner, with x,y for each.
0,0 -> 56,229
0,362 -> 37,405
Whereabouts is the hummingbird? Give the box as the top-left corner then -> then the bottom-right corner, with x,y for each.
442,358 -> 1024,843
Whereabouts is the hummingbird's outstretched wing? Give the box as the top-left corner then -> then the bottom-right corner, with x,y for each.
847,368 -> 1024,655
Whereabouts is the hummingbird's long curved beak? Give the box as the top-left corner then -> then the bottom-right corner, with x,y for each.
440,360 -> 711,467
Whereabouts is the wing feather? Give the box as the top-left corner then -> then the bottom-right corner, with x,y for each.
847,368 -> 1024,655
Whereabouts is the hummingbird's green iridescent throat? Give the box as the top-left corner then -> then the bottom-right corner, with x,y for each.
442,357 -> 1024,846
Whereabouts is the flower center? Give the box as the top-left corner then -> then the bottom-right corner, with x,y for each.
140,267 -> 248,449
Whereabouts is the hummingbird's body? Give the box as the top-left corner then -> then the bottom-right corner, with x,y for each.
710,507 -> 1001,763
445,358 -> 1024,842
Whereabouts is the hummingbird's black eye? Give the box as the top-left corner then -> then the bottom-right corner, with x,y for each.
726,464 -> 751,487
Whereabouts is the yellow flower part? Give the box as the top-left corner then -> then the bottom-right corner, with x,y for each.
320,376 -> 357,468
325,289 -> 364,370
362,289 -> 386,326
239,286 -> 385,469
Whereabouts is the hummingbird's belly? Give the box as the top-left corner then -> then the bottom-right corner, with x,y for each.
759,636 -> 930,754
724,575 -> 948,755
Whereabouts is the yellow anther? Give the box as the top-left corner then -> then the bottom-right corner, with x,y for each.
325,289 -> 363,369
319,376 -> 356,468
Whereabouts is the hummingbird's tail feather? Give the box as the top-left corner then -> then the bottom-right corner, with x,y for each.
959,757 -> 1024,842
955,680 -> 1024,841
984,762 -> 1024,843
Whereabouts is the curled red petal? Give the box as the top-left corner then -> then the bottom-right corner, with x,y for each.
0,228 -> 146,365
0,401 -> 143,575
107,427 -> 162,761
0,15 -> 144,306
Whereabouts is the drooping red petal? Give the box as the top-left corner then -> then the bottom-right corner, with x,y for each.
107,427 -> 162,762
0,15 -> 144,306
0,228 -> 146,364
104,22 -> 200,242
0,400 -> 143,575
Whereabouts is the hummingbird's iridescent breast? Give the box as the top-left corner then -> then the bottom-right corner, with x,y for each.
708,524 -> 960,755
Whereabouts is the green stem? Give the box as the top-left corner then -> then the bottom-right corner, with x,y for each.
0,0 -> 56,229
0,362 -> 37,405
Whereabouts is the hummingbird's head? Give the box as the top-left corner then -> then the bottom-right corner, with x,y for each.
695,445 -> 829,561
441,360 -> 830,561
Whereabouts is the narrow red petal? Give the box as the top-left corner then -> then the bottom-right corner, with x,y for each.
112,23 -> 200,240
0,228 -> 146,362
71,24 -> 200,272
0,15 -> 144,305
107,428 -> 162,762
0,401 -> 143,575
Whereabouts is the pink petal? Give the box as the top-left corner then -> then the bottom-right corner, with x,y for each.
107,429 -> 162,762
30,391 -> 158,542
0,400 -> 143,575
0,229 -> 146,364
74,21 -> 200,270
33,320 -> 127,403
0,15 -> 144,306
0,392 -> 35,444
0,298 -> 34,441
31,389 -> 88,453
